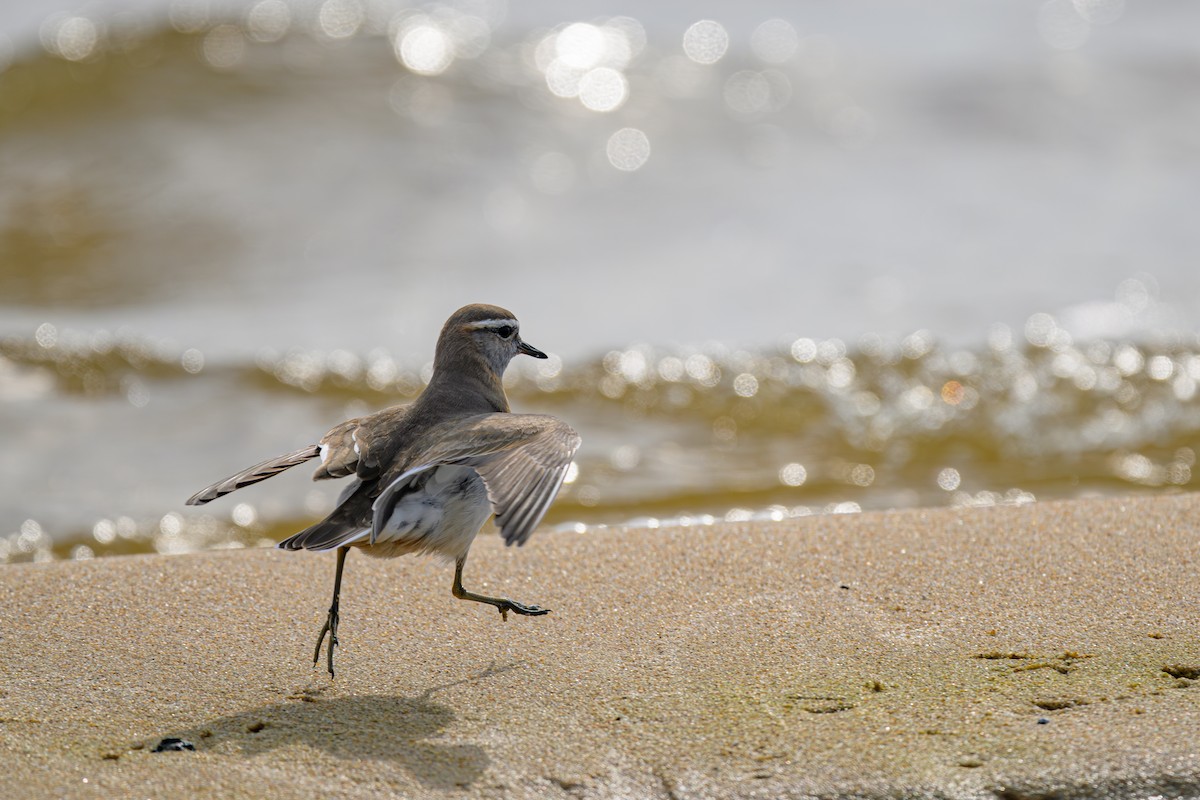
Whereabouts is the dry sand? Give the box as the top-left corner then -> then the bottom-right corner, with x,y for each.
1,494 -> 1198,799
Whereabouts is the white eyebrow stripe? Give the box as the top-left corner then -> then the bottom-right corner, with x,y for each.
466,318 -> 518,330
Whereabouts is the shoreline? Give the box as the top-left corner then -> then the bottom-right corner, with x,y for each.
2,494 -> 1198,799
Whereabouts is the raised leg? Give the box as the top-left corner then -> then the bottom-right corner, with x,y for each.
452,556 -> 550,622
313,546 -> 349,677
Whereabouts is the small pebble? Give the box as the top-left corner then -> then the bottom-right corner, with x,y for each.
152,737 -> 195,752
1036,717 -> 1050,725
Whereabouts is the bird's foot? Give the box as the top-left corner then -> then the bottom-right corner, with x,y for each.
451,568 -> 550,622
312,607 -> 340,678
496,599 -> 550,622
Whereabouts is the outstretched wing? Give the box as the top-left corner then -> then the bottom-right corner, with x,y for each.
185,445 -> 321,506
468,423 -> 579,546
185,405 -> 411,506
372,414 -> 580,547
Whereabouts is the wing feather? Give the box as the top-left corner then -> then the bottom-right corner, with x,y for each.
479,436 -> 576,546
497,462 -> 556,544
370,467 -> 426,544
186,445 -> 321,506
371,413 -> 580,547
512,464 -> 567,546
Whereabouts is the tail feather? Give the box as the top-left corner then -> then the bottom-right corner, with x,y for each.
278,477 -> 373,551
186,445 -> 321,506
278,512 -> 368,552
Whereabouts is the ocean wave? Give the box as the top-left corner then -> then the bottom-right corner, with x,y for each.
3,322 -> 1197,563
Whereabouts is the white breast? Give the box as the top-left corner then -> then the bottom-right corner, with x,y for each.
372,465 -> 492,560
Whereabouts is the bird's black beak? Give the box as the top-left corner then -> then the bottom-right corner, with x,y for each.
517,339 -> 548,359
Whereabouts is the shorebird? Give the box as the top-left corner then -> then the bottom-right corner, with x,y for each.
186,304 -> 580,676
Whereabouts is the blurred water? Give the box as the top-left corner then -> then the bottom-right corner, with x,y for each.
1,0 -> 1198,562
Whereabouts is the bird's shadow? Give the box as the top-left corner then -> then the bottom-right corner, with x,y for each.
146,663 -> 522,790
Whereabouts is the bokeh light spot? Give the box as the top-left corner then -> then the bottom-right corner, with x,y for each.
202,24 -> 246,70
544,59 -> 585,98
396,22 -> 454,75
181,348 -> 205,374
1024,312 -> 1059,347
779,463 -> 807,487
232,503 -> 258,527
160,512 -> 183,536
247,0 -> 290,43
93,519 -> 117,544
318,0 -> 363,39
733,373 -> 759,397
937,468 -> 962,491
752,18 -> 799,64
941,380 -> 965,405
1147,355 -> 1173,381
610,445 -> 641,471
724,71 -> 772,116
35,323 -> 58,349
578,67 -> 628,112
169,0 -> 209,34
826,358 -> 856,389
790,338 -> 816,363
849,464 -> 875,487
682,20 -> 728,65
606,127 -> 650,172
55,17 -> 99,62
556,22 -> 606,69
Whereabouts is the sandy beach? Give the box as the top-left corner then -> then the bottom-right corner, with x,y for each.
1,494 -> 1198,799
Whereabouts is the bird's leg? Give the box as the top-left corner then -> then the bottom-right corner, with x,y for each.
452,556 -> 550,622
313,546 -> 349,677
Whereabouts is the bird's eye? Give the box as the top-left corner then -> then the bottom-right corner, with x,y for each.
496,325 -> 515,339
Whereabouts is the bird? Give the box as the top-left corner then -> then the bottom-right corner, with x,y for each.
185,303 -> 581,677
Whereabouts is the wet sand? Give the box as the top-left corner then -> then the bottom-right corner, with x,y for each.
1,494 -> 1198,799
